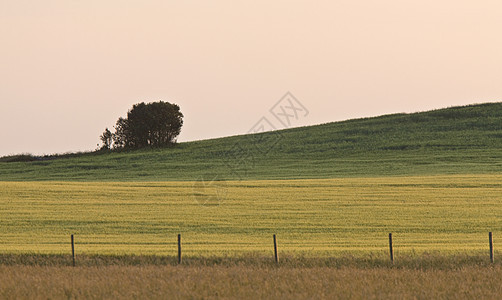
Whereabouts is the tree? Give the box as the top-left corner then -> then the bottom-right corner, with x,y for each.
101,101 -> 183,150
99,128 -> 113,150
112,117 -> 129,149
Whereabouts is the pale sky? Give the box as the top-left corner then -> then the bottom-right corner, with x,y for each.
1,0 -> 501,156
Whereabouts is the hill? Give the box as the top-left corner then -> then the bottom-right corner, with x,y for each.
1,102 -> 502,181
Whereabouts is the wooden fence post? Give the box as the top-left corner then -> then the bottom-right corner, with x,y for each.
71,234 -> 75,267
178,234 -> 182,264
489,232 -> 494,263
389,233 -> 394,263
273,234 -> 279,263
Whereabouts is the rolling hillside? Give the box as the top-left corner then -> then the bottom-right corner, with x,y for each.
1,102 -> 502,181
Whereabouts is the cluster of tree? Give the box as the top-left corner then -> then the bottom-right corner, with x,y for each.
99,101 -> 183,150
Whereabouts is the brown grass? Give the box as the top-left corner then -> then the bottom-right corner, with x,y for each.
0,254 -> 501,299
1,264 -> 502,299
0,252 -> 499,269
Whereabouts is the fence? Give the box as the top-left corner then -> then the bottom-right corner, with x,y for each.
66,232 -> 495,267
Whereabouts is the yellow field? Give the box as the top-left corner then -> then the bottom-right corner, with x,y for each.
0,175 -> 501,256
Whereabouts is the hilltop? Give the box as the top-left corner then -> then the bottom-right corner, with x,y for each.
1,102 -> 502,181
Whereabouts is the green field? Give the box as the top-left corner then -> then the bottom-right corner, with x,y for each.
1,102 -> 502,181
1,175 -> 500,256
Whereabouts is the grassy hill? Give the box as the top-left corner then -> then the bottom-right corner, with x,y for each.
2,102 -> 502,181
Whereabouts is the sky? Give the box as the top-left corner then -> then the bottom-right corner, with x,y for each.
1,0 -> 502,156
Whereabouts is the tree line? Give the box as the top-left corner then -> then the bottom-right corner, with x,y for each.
100,101 -> 183,150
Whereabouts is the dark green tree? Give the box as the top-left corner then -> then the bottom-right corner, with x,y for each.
99,128 -> 113,150
112,117 -> 129,149
109,101 -> 183,149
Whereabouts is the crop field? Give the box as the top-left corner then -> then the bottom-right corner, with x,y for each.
1,174 -> 501,257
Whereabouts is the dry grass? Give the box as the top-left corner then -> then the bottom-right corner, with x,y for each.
0,252 -> 499,269
1,264 -> 502,299
1,254 -> 501,299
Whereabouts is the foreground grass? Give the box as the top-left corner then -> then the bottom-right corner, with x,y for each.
1,264 -> 501,299
1,175 -> 501,255
1,253 -> 500,299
